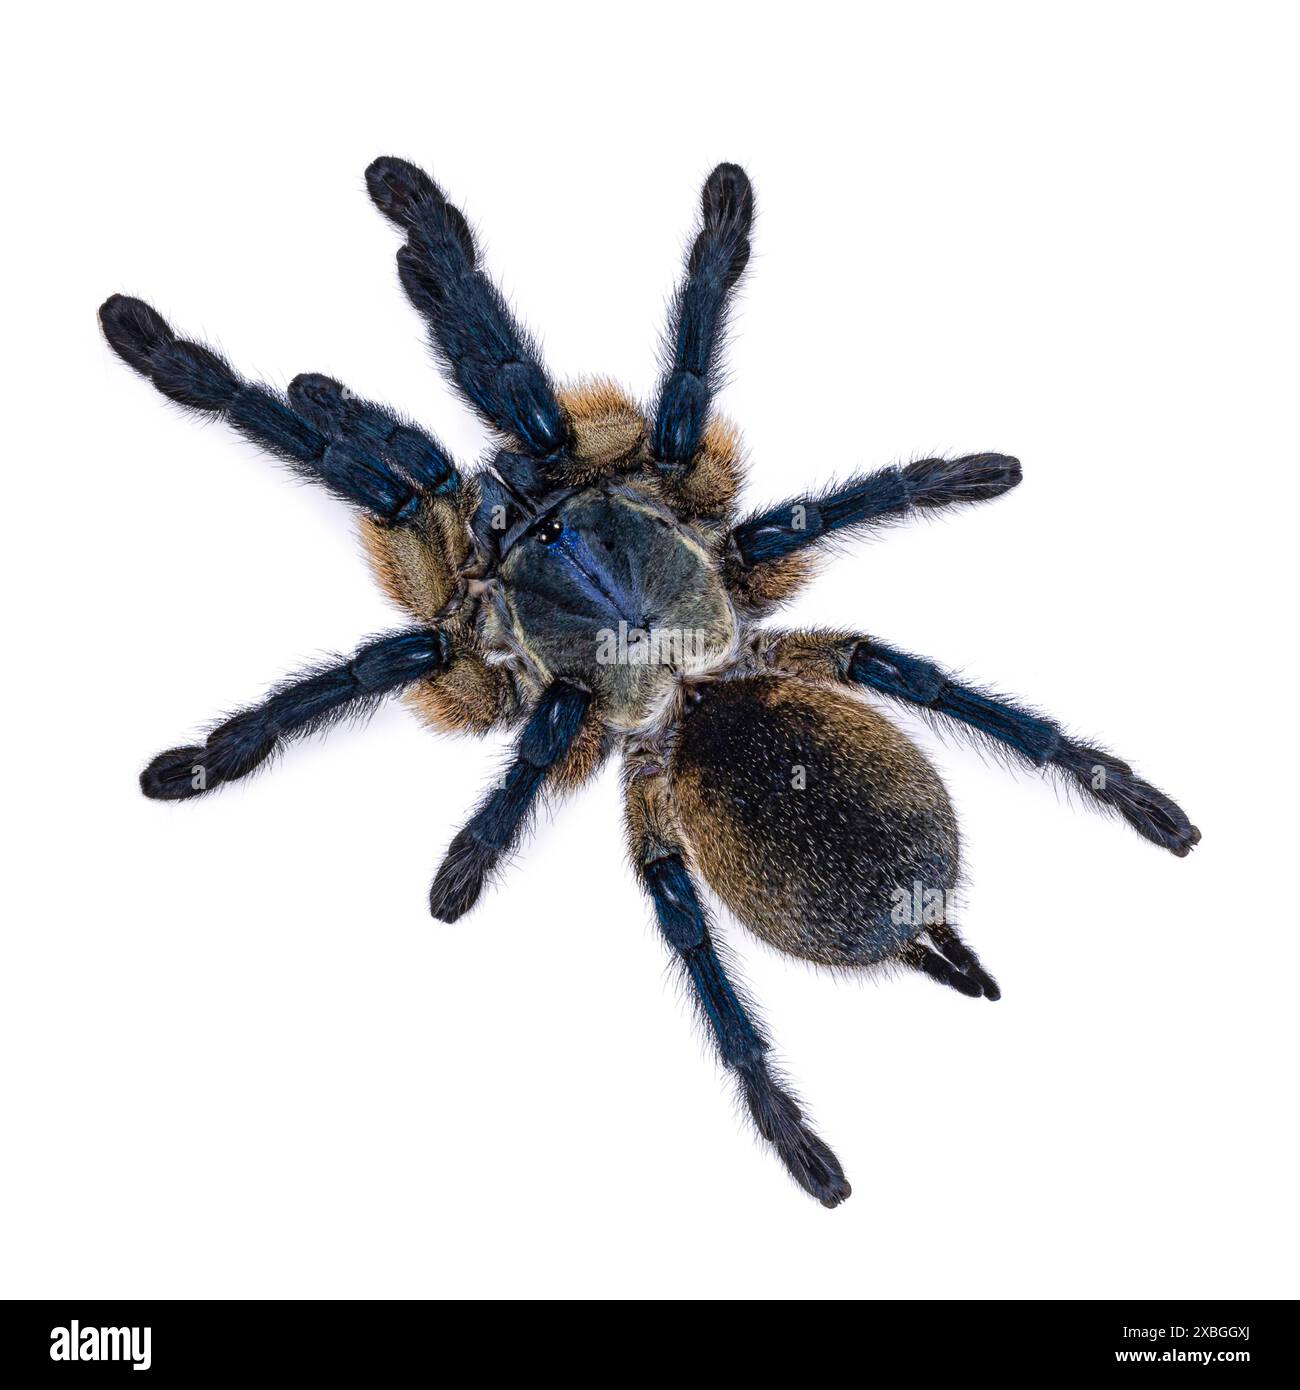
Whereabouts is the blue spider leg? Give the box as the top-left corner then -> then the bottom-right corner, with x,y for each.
640,853 -> 851,1209
365,157 -> 570,462
287,374 -> 459,498
428,680 -> 593,922
845,637 -> 1201,856
99,296 -> 456,522
650,163 -> 754,469
729,452 -> 1022,566
140,629 -> 451,801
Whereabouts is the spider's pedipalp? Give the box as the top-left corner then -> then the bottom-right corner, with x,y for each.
467,471 -> 526,560
651,163 -> 754,469
99,295 -> 447,523
365,156 -> 570,462
139,628 -> 452,801
490,449 -> 551,503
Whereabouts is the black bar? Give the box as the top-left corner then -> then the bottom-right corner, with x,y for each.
1,1299 -> 1282,1377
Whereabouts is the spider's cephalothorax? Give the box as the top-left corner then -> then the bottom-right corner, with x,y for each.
485,477 -> 739,731
103,158 -> 1199,1207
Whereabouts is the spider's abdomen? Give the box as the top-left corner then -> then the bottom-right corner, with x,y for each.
496,484 -> 737,729
669,676 -> 959,966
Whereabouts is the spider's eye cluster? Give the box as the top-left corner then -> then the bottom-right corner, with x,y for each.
534,516 -> 565,545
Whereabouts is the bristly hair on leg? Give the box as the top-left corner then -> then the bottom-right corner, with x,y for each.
140,629 -> 451,800
429,681 -> 592,922
651,163 -> 754,468
642,852 -> 850,1208
365,155 -> 571,462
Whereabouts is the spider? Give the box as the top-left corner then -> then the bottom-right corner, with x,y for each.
101,157 -> 1199,1208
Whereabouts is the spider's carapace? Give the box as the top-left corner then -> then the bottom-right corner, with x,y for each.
491,481 -> 738,730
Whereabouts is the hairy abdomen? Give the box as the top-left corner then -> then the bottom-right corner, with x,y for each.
670,676 -> 959,966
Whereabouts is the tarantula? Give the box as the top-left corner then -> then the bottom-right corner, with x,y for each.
101,158 -> 1199,1207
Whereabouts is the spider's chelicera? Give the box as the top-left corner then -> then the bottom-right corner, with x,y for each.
102,158 -> 1199,1207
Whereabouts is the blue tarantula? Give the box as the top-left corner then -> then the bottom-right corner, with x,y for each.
101,159 -> 1198,1207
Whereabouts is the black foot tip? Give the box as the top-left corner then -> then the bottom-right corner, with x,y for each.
816,1177 -> 853,1210
99,294 -> 171,368
428,829 -> 490,923
140,746 -> 208,801
702,162 -> 754,223
1161,817 -> 1201,856
1175,824 -> 1203,856
794,1144 -> 852,1209
365,156 -> 436,226
99,292 -> 138,328
741,1066 -> 848,1209
970,452 -> 1022,494
428,870 -> 479,923
904,452 -> 1023,507
1158,811 -> 1201,857
428,890 -> 473,925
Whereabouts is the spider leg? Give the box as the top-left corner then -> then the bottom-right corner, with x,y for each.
99,296 -> 460,520
287,372 -> 457,497
765,630 -> 1200,856
639,852 -> 850,1208
365,156 -> 569,461
624,765 -> 848,1206
140,629 -> 451,800
650,163 -> 754,469
728,452 -> 1021,568
429,680 -> 593,922
928,922 -> 1002,1001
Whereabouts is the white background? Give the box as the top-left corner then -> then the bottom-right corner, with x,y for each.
3,2 -> 1296,1299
